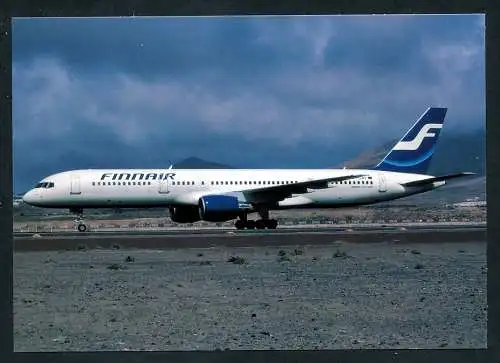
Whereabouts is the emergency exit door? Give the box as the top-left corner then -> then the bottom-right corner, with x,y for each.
378,174 -> 387,192
70,175 -> 81,195
158,178 -> 169,194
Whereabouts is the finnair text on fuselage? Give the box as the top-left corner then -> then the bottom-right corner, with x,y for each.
100,172 -> 176,181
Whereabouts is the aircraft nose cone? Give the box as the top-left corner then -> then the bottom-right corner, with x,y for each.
23,190 -> 41,205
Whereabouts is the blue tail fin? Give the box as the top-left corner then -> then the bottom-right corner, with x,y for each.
374,107 -> 447,174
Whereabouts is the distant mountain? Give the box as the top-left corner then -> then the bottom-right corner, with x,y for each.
337,139 -> 398,169
337,130 -> 485,176
172,156 -> 233,169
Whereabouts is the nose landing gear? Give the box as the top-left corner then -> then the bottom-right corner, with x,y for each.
70,208 -> 88,232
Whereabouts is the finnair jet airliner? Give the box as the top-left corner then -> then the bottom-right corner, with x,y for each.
23,107 -> 474,232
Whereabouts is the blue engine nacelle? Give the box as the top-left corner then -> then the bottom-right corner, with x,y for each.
198,195 -> 244,222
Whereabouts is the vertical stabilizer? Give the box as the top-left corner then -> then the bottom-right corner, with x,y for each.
374,107 -> 447,174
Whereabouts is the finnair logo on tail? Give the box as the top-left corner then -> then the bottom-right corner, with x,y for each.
393,123 -> 443,151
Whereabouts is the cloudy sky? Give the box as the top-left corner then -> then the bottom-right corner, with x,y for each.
12,15 -> 485,193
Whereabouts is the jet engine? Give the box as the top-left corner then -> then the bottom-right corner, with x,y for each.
169,205 -> 201,223
198,195 -> 245,222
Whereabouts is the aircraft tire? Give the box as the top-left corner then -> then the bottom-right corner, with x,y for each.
267,219 -> 278,229
235,220 -> 245,230
246,220 -> 256,229
256,220 -> 266,229
77,223 -> 87,232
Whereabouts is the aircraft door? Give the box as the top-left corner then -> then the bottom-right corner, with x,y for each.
378,174 -> 387,193
158,178 -> 169,194
70,175 -> 81,195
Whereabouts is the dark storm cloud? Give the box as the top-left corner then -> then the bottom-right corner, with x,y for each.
13,17 -> 309,81
12,15 -> 485,193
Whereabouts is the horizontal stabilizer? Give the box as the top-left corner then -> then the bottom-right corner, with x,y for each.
402,172 -> 476,187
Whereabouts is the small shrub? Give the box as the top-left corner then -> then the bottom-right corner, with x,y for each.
107,263 -> 124,270
227,256 -> 246,264
277,255 -> 291,263
293,248 -> 304,256
333,249 -> 348,258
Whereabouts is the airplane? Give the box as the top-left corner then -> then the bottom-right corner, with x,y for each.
22,107 -> 475,232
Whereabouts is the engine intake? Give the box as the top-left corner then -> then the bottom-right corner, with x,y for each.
198,195 -> 245,222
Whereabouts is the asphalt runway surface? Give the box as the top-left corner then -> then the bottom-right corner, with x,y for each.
14,236 -> 486,351
14,225 -> 486,251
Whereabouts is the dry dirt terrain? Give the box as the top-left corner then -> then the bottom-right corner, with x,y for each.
14,240 -> 486,351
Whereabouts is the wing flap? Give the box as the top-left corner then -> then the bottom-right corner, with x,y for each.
402,172 -> 475,187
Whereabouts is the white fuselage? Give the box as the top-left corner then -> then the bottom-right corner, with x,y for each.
22,168 -> 445,210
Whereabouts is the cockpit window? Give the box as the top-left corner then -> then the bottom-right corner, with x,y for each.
34,181 -> 55,188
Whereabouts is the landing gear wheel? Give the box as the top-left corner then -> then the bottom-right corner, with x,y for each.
77,223 -> 87,232
266,219 -> 278,229
256,219 -> 266,229
245,220 -> 256,229
235,220 -> 245,230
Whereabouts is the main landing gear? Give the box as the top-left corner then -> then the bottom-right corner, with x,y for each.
70,208 -> 88,232
234,209 -> 278,230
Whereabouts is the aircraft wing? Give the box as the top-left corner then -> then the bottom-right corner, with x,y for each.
239,174 -> 367,204
401,172 -> 476,187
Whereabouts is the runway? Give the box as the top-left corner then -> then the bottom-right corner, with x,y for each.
13,225 -> 486,251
